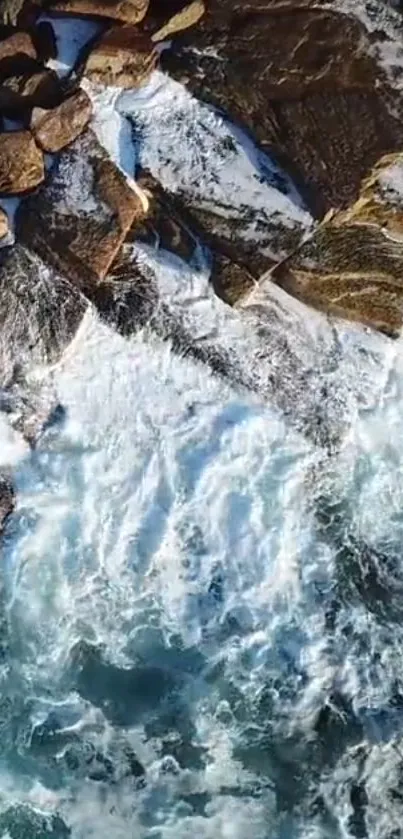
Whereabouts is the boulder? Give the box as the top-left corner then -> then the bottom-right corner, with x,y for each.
0,0 -> 26,24
0,474 -> 14,534
0,63 -> 61,116
162,3 -> 403,217
83,25 -> 158,88
17,129 -> 147,291
271,152 -> 403,337
150,0 -> 205,42
31,88 -> 92,152
0,30 -> 37,75
48,0 -> 149,24
0,244 -> 88,386
0,130 -> 44,193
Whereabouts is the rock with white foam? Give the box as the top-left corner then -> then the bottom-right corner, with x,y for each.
17,128 -> 147,291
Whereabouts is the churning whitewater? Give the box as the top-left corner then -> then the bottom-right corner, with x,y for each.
0,308 -> 403,839
1,12 -> 403,839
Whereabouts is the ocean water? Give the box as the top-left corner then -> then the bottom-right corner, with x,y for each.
1,14 -> 403,839
0,308 -> 403,839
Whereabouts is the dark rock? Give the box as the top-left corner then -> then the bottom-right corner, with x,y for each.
0,62 -> 61,116
31,88 -> 92,152
0,29 -> 37,76
0,244 -> 87,384
0,130 -> 44,193
17,129 -> 147,292
0,474 -> 14,534
32,19 -> 57,62
162,3 -> 403,217
48,0 -> 149,24
82,24 -> 158,88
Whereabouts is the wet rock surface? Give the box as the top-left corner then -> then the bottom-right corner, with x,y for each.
17,129 -> 146,291
31,88 -> 92,152
0,244 -> 87,382
82,24 -> 158,88
162,3 -> 403,217
272,152 -> 403,336
0,129 -> 44,193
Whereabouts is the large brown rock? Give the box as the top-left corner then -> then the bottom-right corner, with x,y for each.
17,129 -> 147,291
271,152 -> 403,337
162,3 -> 403,217
0,130 -> 44,194
0,63 -> 61,116
31,88 -> 92,152
48,0 -> 149,24
83,24 -> 158,88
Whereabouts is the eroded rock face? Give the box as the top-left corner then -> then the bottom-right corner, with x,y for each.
162,3 -> 403,216
31,88 -> 92,152
0,130 -> 44,194
0,244 -> 87,384
48,0 -> 149,24
17,129 -> 147,291
272,152 -> 403,337
83,25 -> 158,88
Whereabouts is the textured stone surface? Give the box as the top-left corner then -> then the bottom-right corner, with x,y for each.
0,29 -> 36,73
48,0 -> 149,24
17,129 -> 147,291
0,63 -> 61,115
0,207 -> 8,238
31,88 -> 92,152
0,244 -> 87,384
150,0 -> 205,42
162,3 -> 403,217
0,130 -> 44,193
271,152 -> 403,337
83,24 -> 158,88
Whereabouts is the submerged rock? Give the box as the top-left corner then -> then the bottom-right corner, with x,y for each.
0,244 -> 87,383
0,130 -> 44,193
17,129 -> 146,291
31,88 -> 93,152
83,25 -> 158,88
0,473 -> 14,534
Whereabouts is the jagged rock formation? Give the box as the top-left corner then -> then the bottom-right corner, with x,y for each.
17,130 -> 146,291
162,1 -> 403,218
272,152 -> 403,336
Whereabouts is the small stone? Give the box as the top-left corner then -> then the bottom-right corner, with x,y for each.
0,130 -> 44,194
83,24 -> 158,88
48,0 -> 149,25
31,88 -> 92,152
